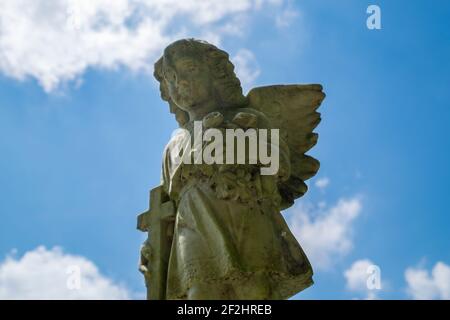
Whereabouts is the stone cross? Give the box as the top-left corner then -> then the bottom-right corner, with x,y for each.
137,185 -> 175,300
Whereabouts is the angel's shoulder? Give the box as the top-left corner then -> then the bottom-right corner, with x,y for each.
163,128 -> 190,154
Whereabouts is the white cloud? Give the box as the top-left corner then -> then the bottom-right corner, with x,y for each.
344,259 -> 381,299
275,7 -> 299,28
231,48 -> 261,92
0,246 -> 130,299
0,0 -> 282,92
288,197 -> 362,270
315,177 -> 330,190
405,262 -> 450,300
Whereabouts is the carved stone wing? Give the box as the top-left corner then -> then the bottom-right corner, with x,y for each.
247,84 -> 325,210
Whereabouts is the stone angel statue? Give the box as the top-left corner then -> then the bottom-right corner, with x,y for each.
137,38 -> 325,300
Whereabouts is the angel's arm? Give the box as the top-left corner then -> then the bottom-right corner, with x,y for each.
230,108 -> 291,181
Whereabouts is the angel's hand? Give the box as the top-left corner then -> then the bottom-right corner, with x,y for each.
231,112 -> 258,129
138,240 -> 152,275
202,111 -> 224,128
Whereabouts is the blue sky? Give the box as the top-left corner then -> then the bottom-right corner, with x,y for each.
0,0 -> 449,299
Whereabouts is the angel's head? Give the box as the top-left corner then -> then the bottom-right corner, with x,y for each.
154,39 -> 246,125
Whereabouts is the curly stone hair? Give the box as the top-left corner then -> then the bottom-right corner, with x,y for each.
154,39 -> 247,126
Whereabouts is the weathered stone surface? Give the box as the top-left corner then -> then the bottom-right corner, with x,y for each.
138,38 -> 325,300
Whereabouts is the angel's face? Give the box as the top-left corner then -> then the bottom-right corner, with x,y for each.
162,49 -> 214,112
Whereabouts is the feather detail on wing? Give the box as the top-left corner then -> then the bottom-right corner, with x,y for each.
247,84 -> 325,210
